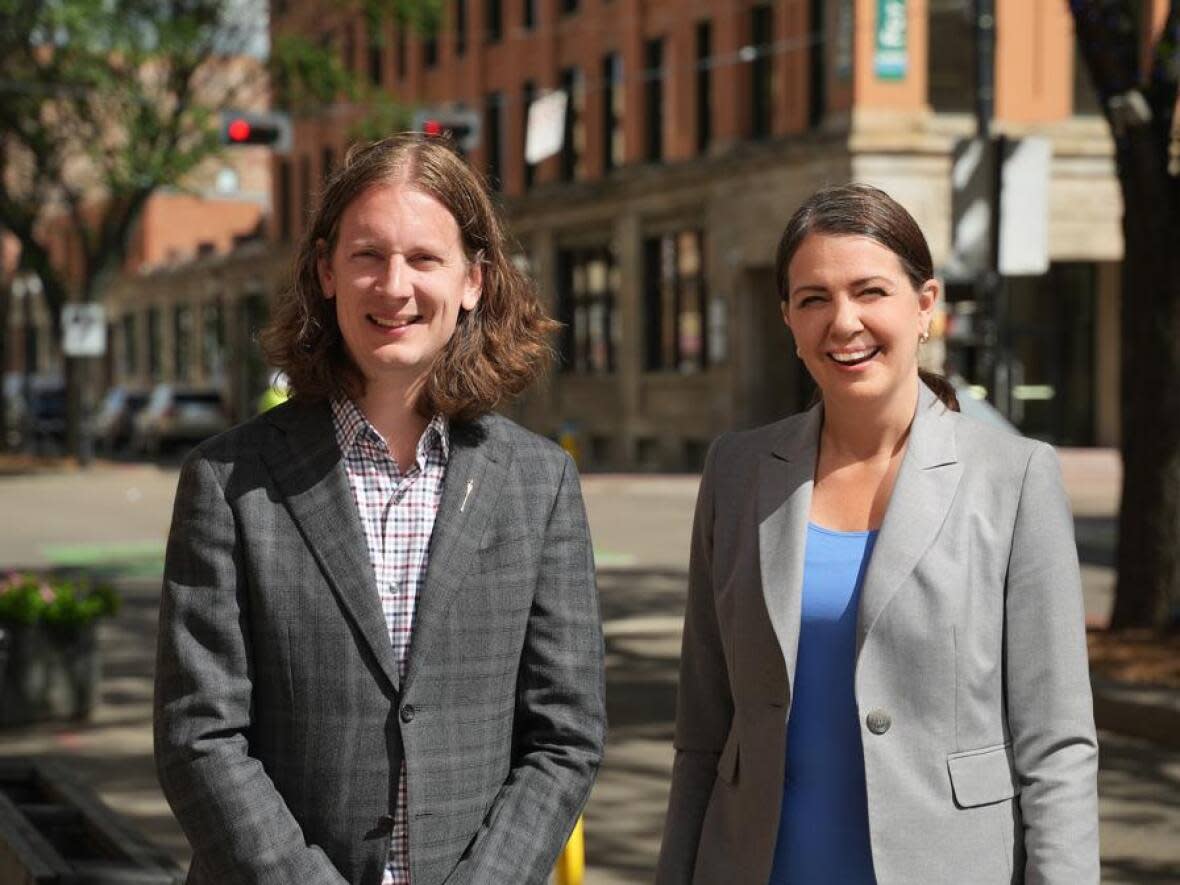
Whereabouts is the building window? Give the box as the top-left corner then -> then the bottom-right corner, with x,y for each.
557,245 -> 619,373
299,154 -> 312,229
522,0 -> 536,30
695,21 -> 711,154
928,0 -> 976,113
173,305 -> 193,381
321,145 -> 335,182
562,0 -> 578,14
455,0 -> 468,56
423,32 -> 439,68
749,3 -> 773,139
146,308 -> 161,380
522,79 -> 536,189
397,24 -> 407,79
368,30 -> 383,84
276,157 -> 292,242
121,314 -> 137,376
602,53 -> 623,172
644,38 -> 664,162
485,0 -> 501,43
484,91 -> 503,189
341,22 -> 356,74
1072,43 -> 1102,115
644,230 -> 710,372
561,67 -> 585,181
808,0 -> 825,127
202,301 -> 225,380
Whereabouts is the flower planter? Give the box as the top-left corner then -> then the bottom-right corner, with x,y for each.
0,621 -> 100,726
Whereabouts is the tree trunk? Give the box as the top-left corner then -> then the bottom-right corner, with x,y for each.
0,279 -> 10,454
1109,129 -> 1180,630
1071,0 -> 1180,631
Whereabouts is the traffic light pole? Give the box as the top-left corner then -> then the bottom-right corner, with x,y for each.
973,0 -> 1008,416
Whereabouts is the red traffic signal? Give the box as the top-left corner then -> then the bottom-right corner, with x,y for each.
227,118 -> 253,142
412,108 -> 480,152
219,111 -> 291,152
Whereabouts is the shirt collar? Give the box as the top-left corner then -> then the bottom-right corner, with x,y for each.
331,397 -> 451,466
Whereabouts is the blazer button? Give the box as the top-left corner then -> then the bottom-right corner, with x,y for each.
866,709 -> 891,735
400,704 -> 415,723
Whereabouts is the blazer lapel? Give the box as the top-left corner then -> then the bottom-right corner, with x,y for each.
261,401 -> 401,693
401,417 -> 509,694
857,385 -> 963,654
758,403 -> 822,694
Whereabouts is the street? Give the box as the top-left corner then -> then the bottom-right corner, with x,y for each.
0,455 -> 1176,882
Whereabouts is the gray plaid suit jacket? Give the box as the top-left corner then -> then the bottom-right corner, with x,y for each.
153,400 -> 605,885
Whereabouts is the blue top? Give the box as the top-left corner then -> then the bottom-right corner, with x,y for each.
769,523 -> 878,885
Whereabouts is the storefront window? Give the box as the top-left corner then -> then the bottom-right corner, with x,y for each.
557,245 -> 619,374
643,229 -> 713,372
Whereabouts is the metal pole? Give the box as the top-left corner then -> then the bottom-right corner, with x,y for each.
973,0 -> 1006,415
19,275 -> 35,454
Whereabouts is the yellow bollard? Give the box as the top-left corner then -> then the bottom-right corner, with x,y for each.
554,815 -> 585,885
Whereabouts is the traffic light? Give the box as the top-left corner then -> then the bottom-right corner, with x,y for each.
219,111 -> 292,153
412,107 -> 481,153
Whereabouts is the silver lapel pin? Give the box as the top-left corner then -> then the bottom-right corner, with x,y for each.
459,478 -> 475,513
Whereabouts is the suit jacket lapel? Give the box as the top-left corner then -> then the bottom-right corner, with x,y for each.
402,417 -> 509,694
262,401 -> 402,693
857,385 -> 962,654
758,403 -> 822,694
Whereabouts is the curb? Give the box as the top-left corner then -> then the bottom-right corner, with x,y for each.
1091,676 -> 1180,749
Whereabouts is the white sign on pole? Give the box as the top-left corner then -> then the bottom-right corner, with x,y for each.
999,136 -> 1052,276
525,90 -> 568,166
62,304 -> 107,357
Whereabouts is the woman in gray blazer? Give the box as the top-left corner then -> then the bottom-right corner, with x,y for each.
656,184 -> 1098,884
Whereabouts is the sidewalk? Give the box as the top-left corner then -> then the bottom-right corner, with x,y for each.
1,450 -> 1177,881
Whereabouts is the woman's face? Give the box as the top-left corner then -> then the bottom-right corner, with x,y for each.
782,233 -> 936,408
317,180 -> 482,393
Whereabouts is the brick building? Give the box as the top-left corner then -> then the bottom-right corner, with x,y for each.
85,1 -> 1171,464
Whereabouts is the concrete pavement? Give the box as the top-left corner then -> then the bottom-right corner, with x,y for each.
1,450 -> 1177,882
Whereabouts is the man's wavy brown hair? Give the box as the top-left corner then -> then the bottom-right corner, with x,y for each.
261,133 -> 557,422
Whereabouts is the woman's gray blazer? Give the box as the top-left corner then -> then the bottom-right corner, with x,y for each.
656,383 -> 1099,884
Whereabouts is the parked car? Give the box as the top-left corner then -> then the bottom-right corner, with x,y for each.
949,375 -> 1019,434
93,386 -> 150,453
132,385 -> 229,455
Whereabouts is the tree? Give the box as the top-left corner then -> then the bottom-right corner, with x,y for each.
1069,0 -> 1180,631
0,0 -> 427,454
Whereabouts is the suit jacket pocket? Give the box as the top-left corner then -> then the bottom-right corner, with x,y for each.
716,727 -> 739,784
947,742 -> 1021,808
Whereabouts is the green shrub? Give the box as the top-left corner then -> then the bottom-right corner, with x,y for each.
0,572 -> 120,629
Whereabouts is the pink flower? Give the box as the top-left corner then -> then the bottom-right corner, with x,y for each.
39,583 -> 56,604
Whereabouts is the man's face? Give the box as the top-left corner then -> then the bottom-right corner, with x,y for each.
317,180 -> 482,392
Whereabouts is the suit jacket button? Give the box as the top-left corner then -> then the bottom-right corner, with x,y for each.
866,709 -> 891,735
400,704 -> 415,723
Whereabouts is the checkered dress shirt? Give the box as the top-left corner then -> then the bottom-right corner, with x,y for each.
331,397 -> 449,885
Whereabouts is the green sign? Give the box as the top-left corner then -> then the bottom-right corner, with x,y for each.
874,0 -> 908,81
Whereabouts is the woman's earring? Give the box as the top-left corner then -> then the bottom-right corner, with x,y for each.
919,330 -> 930,344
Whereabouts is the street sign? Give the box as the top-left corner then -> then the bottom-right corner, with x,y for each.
62,304 -> 107,357
999,137 -> 1051,276
874,0 -> 908,81
948,135 -> 1051,279
525,90 -> 568,166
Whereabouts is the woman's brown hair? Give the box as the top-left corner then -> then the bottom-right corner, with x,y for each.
774,183 -> 959,411
261,133 -> 558,422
